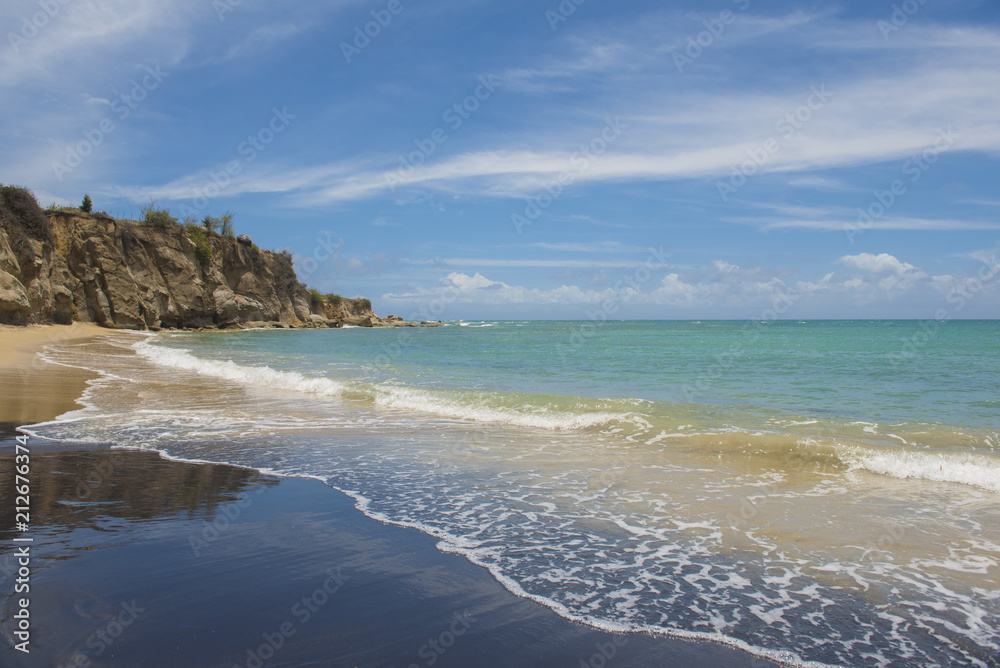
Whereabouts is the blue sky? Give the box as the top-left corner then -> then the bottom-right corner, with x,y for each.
2,0 -> 999,319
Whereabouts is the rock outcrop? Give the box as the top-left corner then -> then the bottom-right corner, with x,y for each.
0,187 -> 381,330
317,302 -> 440,328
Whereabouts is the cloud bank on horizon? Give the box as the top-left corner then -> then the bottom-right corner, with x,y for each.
2,0 -> 998,318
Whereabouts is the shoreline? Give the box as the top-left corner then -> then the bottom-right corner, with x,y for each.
0,445 -> 778,667
0,329 -> 782,667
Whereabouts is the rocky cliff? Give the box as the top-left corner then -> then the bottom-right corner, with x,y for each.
0,186 -> 378,330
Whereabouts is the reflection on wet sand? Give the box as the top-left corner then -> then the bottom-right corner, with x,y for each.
0,448 -> 274,533
0,447 -> 772,668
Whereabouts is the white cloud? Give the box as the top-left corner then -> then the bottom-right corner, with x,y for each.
378,256 -> 1000,317
839,253 -> 920,275
383,272 -> 623,305
650,273 -> 703,305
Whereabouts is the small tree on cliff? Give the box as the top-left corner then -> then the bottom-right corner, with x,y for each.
219,211 -> 235,238
80,194 -> 92,213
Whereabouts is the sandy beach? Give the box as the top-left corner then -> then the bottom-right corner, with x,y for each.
0,323 -> 108,433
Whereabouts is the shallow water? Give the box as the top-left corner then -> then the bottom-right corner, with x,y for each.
27,321 -> 1000,666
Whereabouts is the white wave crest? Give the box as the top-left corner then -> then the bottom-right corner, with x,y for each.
841,446 -> 1000,494
371,384 -> 628,431
135,339 -> 347,397
136,339 -> 628,431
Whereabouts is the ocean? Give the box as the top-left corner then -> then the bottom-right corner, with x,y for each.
27,320 -> 1000,666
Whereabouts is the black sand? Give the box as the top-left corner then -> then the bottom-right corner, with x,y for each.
0,444 -> 775,667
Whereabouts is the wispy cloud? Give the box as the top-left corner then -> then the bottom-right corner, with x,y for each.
413,258 -> 655,268
765,217 -> 1000,232
120,17 -> 1000,209
531,241 -> 643,253
787,176 -> 853,190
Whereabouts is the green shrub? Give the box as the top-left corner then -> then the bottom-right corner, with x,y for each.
307,289 -> 323,306
357,298 -> 372,311
202,215 -> 220,234
185,224 -> 212,266
80,194 -> 92,213
141,200 -> 177,228
325,293 -> 344,306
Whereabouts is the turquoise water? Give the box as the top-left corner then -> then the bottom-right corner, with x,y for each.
29,320 -> 1000,667
168,320 -> 1000,429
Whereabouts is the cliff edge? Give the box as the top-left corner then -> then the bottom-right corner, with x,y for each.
0,186 -> 379,330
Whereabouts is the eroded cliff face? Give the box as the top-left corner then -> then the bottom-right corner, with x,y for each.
0,204 -> 375,330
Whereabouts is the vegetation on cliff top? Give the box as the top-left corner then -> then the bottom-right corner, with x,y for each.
0,184 -> 54,263
141,201 -> 179,228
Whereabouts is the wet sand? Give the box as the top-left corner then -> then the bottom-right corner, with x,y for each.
0,447 -> 776,667
0,323 -> 108,430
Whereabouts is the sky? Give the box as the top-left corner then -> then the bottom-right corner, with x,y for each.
2,0 -> 999,319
